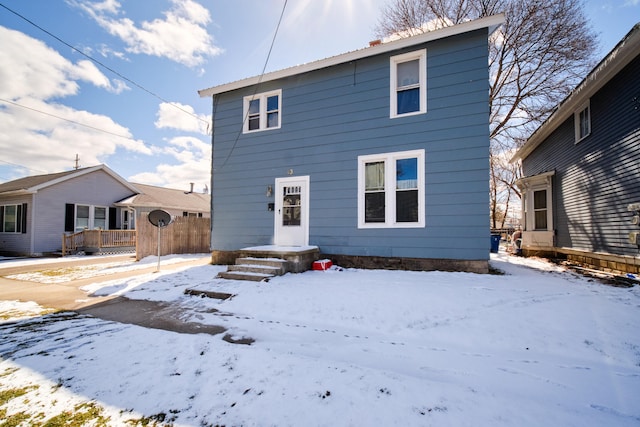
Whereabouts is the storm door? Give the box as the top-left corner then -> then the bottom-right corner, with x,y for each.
274,176 -> 309,246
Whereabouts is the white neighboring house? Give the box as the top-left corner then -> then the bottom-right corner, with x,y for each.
0,165 -> 138,256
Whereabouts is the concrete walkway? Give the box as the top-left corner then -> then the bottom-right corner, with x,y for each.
0,255 -> 253,341
0,254 -> 211,310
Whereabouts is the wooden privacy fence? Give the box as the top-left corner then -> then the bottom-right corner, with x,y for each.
136,214 -> 211,260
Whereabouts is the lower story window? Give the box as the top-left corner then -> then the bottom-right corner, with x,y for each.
533,189 -> 547,230
358,149 -> 425,228
66,204 -> 108,232
516,171 -> 554,233
0,204 -> 27,233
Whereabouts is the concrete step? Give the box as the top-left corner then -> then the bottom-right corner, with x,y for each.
217,270 -> 273,282
228,258 -> 287,276
228,264 -> 283,275
236,257 -> 287,270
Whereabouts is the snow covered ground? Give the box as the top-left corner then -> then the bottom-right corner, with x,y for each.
1,252 -> 639,426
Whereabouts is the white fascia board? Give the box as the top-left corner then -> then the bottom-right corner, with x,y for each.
29,164 -> 140,194
198,14 -> 504,98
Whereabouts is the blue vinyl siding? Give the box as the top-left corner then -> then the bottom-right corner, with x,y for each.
211,30 -> 490,261
522,55 -> 640,257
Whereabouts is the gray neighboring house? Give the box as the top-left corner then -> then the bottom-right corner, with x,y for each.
199,15 -> 504,273
511,23 -> 640,274
115,183 -> 210,229
0,164 -> 138,256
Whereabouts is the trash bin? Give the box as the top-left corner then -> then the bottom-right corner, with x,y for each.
490,234 -> 501,253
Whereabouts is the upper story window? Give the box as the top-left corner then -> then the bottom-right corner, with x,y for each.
0,204 -> 26,233
358,149 -> 425,228
574,100 -> 590,143
390,50 -> 427,118
243,89 -> 282,133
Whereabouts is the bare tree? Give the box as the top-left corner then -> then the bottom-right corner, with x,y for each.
376,0 -> 599,228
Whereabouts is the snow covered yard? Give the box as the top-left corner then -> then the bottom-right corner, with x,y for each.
1,253 -> 639,426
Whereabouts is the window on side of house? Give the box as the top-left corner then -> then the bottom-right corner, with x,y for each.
533,189 -> 547,230
574,100 -> 590,143
243,89 -> 282,133
358,149 -> 425,228
390,49 -> 426,118
0,204 -> 26,233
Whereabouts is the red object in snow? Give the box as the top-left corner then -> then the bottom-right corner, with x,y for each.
312,260 -> 333,271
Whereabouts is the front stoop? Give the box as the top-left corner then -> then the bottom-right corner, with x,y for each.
217,258 -> 288,282
216,246 -> 320,282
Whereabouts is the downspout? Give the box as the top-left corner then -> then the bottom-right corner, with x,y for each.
209,94 -> 218,253
30,192 -> 36,255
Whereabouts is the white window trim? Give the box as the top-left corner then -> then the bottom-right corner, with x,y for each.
357,149 -> 425,228
75,204 -> 108,231
242,89 -> 282,133
574,99 -> 590,143
390,49 -> 427,119
518,172 -> 554,232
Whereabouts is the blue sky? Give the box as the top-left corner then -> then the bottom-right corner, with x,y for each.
0,0 -> 638,190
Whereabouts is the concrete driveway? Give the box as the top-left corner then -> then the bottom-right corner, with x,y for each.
0,255 -> 249,341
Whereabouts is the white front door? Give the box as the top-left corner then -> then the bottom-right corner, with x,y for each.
274,176 -> 309,246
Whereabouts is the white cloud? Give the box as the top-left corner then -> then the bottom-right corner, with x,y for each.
0,26 -> 128,98
0,26 -> 149,174
155,102 -> 210,134
128,136 -> 210,189
75,0 -> 223,67
0,97 -> 151,173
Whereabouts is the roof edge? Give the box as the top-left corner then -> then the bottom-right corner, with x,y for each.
198,14 -> 504,97
29,164 -> 139,194
511,22 -> 640,163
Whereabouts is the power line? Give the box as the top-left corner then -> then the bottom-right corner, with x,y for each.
0,159 -> 49,176
218,0 -> 288,170
0,98 -> 144,142
0,2 -> 210,129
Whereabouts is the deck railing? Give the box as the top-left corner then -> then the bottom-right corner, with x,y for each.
62,229 -> 137,256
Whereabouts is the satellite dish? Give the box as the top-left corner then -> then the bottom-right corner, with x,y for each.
148,209 -> 172,227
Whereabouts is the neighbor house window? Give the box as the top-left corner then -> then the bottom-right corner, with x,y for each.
94,207 -> 106,230
358,149 -> 425,228
517,171 -> 554,233
575,100 -> 590,143
0,204 -> 26,233
390,50 -> 426,118
243,89 -> 282,133
66,204 -> 108,232
533,190 -> 547,230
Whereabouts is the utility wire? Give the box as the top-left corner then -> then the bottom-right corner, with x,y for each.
218,0 -> 288,170
0,159 -> 49,177
0,98 -> 144,142
0,2 -> 209,129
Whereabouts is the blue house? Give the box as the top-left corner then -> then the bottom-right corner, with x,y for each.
511,23 -> 640,274
199,15 -> 504,274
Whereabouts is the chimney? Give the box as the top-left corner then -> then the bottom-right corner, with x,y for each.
189,182 -> 194,193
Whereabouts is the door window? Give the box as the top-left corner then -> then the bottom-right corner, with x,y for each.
282,186 -> 301,226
